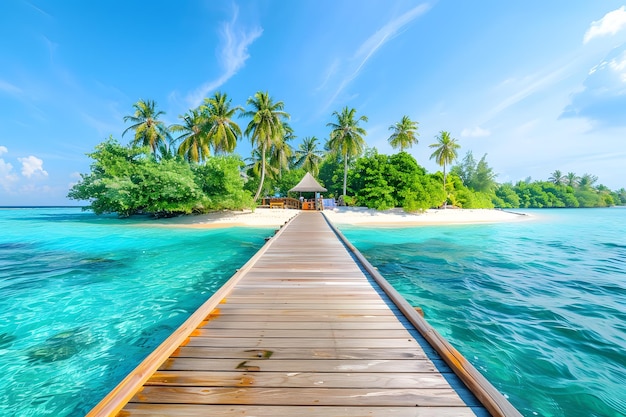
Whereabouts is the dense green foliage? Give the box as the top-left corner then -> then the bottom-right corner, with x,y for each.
68,138 -> 252,216
69,93 -> 624,215
347,150 -> 444,211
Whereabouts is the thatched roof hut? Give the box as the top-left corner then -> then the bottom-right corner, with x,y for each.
289,172 -> 327,193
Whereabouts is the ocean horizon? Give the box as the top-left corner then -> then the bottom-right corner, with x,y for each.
0,207 -> 624,417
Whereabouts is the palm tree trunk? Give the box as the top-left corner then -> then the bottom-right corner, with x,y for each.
343,157 -> 348,197
442,164 -> 447,209
254,143 -> 267,201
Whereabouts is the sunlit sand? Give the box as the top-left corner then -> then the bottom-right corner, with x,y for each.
147,206 -> 529,228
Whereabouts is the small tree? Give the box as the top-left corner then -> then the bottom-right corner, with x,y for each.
327,107 -> 368,197
429,131 -> 460,207
388,115 -> 419,152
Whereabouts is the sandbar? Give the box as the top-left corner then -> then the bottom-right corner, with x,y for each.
146,207 -> 529,229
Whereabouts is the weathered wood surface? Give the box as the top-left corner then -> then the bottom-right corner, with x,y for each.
88,211 -> 519,416
120,404 -> 480,417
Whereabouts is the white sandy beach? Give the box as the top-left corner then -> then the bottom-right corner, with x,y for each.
149,207 -> 529,228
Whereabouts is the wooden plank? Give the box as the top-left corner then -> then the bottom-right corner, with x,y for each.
159,358 -> 438,373
202,313 -> 403,323
191,329 -> 413,339
198,320 -> 408,330
201,309 -> 399,316
146,370 -> 452,388
183,337 -> 421,349
120,404 -> 480,417
216,303 -> 393,310
129,387 -> 472,407
171,346 -> 429,360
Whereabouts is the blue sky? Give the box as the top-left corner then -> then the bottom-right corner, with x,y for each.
1,1 -> 626,205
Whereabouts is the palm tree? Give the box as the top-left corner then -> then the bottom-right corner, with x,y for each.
565,172 -> 579,188
295,136 -> 324,175
429,131 -> 460,203
269,123 -> 295,179
578,173 -> 598,189
327,107 -> 368,197
245,148 -> 278,186
549,170 -> 565,186
122,99 -> 170,157
170,108 -> 211,163
241,91 -> 290,201
388,115 -> 419,152
201,91 -> 243,154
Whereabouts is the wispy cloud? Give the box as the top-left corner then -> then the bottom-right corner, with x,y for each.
321,3 -> 430,111
584,6 -> 626,44
316,59 -> 340,92
25,1 -> 53,18
354,3 -> 430,72
187,5 -> 263,107
0,80 -> 23,96
485,64 -> 572,122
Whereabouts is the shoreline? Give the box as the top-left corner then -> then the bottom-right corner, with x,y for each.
143,207 -> 530,229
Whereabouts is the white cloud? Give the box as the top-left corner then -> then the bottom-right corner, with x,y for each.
322,3 -> 430,111
562,44 -> 626,126
187,5 -> 263,107
584,6 -> 626,44
608,49 -> 626,81
18,156 -> 48,178
461,126 -> 491,137
0,152 -> 18,190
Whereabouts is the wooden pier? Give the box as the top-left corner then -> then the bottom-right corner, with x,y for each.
88,212 -> 522,417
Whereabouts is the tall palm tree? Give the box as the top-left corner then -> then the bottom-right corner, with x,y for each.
170,108 -> 211,163
201,91 -> 243,154
388,115 -> 419,152
549,170 -> 565,185
122,99 -> 170,157
429,131 -> 461,200
565,172 -> 579,188
241,91 -> 290,201
295,136 -> 324,175
269,123 -> 295,179
327,107 -> 368,197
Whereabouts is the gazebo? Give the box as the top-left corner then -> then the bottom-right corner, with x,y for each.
289,173 -> 327,210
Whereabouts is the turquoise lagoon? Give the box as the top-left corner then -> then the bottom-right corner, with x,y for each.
0,207 -> 624,417
339,208 -> 625,417
0,208 -> 271,416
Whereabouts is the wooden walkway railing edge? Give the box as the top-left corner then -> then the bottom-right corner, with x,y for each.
85,214 -> 300,417
321,212 -> 523,417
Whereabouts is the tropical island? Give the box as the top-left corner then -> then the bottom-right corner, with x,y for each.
68,91 -> 626,217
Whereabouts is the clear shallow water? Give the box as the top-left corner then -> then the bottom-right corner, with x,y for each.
338,208 -> 626,417
0,208 -> 271,416
1,208 -> 624,417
